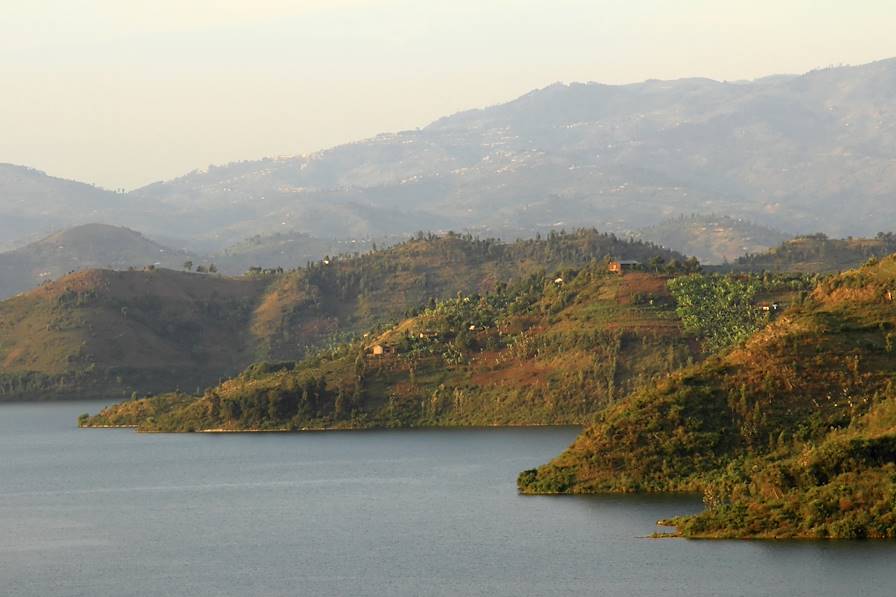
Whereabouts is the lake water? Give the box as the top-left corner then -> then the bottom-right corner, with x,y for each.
2,401 -> 895,596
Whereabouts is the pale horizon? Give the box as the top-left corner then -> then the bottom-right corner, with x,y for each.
2,0 -> 895,190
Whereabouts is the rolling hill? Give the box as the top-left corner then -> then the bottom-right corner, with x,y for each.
0,230 -> 684,400
0,222 -> 396,299
82,261 -> 702,431
81,260 -> 810,433
0,223 -> 196,299
0,268 -> 266,400
0,165 -> 127,250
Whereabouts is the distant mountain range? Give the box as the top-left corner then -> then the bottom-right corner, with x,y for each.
2,58 -> 895,251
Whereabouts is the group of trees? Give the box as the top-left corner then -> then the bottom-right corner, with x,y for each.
0,371 -> 61,396
182,261 -> 218,273
669,274 -> 767,352
668,273 -> 813,353
198,374 -> 367,430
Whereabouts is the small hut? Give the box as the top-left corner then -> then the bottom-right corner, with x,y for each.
370,344 -> 396,357
608,260 -> 640,274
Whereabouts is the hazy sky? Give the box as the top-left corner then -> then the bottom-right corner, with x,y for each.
2,0 -> 894,190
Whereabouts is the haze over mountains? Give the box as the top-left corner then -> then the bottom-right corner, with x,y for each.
2,58 -> 895,254
632,215 -> 790,264
0,224 -> 192,299
0,224 -> 396,300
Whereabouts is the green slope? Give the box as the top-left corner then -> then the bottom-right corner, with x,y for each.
519,256 -> 896,538
82,262 -> 701,431
0,268 -> 266,400
234,230 -> 693,361
0,230 -> 686,400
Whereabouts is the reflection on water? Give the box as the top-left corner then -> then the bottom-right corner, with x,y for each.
1,400 -> 894,597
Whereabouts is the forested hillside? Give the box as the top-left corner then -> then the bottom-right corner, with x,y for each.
82,262 -> 809,435
251,230 -> 692,360
83,261 -> 701,431
0,230 -> 683,400
519,256 -> 896,539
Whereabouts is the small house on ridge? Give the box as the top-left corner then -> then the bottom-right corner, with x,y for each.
608,260 -> 640,274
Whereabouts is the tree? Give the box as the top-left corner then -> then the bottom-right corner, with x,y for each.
222,399 -> 241,420
334,388 -> 346,419
267,390 -> 287,421
299,385 -> 312,418
183,260 -> 193,271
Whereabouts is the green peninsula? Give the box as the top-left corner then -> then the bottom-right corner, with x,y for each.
519,256 -> 896,539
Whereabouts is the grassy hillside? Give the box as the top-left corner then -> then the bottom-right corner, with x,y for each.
82,261 -> 701,431
0,269 -> 266,400
727,233 -> 896,274
1,230 -> 686,400
519,256 -> 896,539
634,214 -> 790,265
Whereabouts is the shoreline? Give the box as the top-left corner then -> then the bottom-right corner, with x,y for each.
82,422 -> 583,434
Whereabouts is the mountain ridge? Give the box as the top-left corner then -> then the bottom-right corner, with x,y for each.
2,59 -> 896,248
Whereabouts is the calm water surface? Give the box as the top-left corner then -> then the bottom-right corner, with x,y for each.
1,401 -> 894,597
